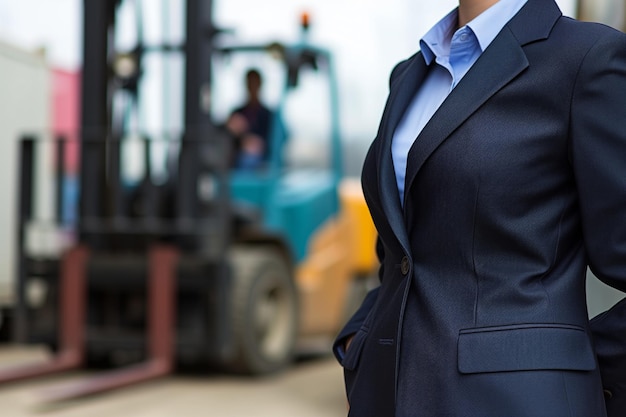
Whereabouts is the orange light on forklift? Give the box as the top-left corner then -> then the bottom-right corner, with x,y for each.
301,12 -> 310,31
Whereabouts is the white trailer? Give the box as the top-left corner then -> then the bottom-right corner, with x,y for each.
0,40 -> 51,311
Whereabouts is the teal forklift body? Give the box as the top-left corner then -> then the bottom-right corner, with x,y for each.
230,170 -> 339,262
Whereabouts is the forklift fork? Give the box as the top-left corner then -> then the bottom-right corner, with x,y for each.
37,245 -> 179,402
0,245 -> 178,402
0,245 -> 89,384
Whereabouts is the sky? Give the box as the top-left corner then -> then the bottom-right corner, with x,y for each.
0,0 -> 576,139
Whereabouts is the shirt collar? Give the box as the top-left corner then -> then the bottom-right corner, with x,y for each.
420,0 -> 528,65
420,9 -> 457,66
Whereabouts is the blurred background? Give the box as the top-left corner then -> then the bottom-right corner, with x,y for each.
0,0 -> 623,416
0,0 -> 579,144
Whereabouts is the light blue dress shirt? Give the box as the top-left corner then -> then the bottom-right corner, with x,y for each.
392,0 -> 528,203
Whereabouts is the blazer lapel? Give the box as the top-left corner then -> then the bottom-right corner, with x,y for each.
402,27 -> 528,208
374,0 -> 562,245
402,0 -> 562,208
377,54 -> 429,252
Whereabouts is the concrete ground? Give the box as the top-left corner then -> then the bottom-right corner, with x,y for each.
0,346 -> 347,417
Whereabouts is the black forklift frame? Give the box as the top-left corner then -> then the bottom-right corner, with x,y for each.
0,0 -> 232,401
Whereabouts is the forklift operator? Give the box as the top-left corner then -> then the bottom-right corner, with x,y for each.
226,68 -> 275,170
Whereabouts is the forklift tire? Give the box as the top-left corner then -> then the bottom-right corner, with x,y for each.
228,247 -> 298,375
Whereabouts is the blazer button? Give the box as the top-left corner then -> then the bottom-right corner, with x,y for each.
401,256 -> 410,275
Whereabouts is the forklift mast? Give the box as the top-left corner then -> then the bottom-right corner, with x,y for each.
80,0 -> 217,239
0,0 -> 237,401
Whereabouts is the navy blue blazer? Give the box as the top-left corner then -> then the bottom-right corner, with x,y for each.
335,1 -> 626,416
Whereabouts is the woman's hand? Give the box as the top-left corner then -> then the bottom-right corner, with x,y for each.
345,334 -> 355,353
344,334 -> 356,411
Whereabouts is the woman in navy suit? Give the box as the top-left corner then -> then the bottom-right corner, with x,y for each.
335,0 -> 626,416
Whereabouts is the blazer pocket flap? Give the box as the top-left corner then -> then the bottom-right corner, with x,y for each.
458,324 -> 596,374
342,327 -> 369,371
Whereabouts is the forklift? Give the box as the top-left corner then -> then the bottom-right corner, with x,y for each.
0,0 -> 377,401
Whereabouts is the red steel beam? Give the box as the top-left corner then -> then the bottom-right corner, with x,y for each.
0,245 -> 89,383
37,245 -> 179,402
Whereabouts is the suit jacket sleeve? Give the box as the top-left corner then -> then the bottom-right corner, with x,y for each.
570,29 -> 626,414
570,29 -> 626,292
